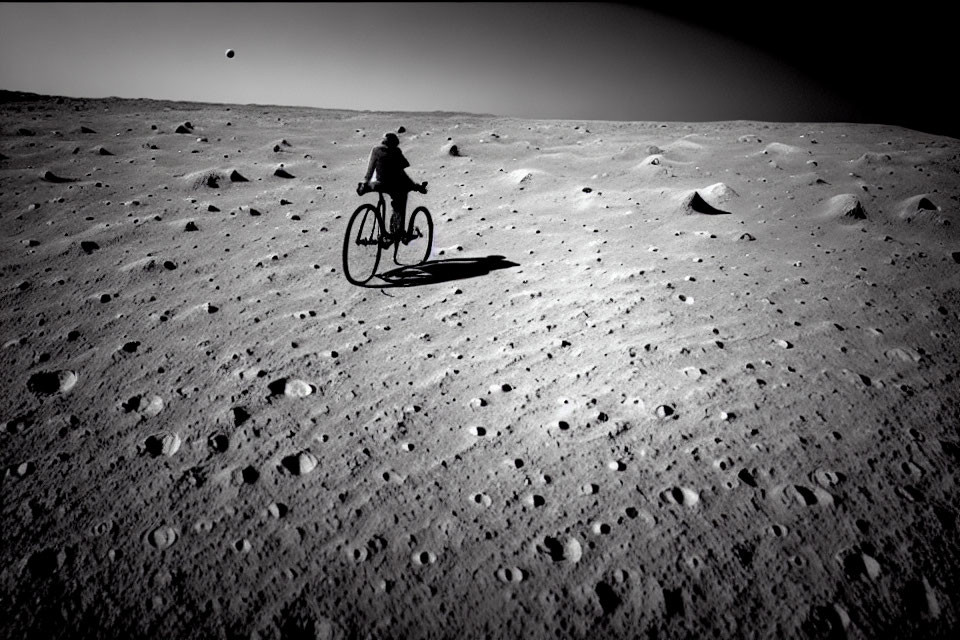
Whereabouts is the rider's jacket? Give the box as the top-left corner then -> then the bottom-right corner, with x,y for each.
363,144 -> 412,191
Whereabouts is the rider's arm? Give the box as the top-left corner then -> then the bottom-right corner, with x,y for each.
363,148 -> 381,183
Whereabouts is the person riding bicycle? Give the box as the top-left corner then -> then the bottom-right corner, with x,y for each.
357,132 -> 427,241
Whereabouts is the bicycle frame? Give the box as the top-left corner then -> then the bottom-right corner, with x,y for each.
367,190 -> 408,244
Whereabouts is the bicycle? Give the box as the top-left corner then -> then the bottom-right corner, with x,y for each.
342,182 -> 434,285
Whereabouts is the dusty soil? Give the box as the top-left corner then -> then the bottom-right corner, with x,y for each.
2,91 -> 959,639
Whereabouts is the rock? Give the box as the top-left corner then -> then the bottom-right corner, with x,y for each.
825,194 -> 867,220
27,370 -> 77,395
282,451 -> 319,476
284,379 -> 313,397
700,182 -> 739,205
147,526 -> 177,550
681,191 -> 728,215
41,170 -> 76,183
542,536 -> 582,564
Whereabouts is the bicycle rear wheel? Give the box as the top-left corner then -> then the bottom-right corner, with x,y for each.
394,206 -> 433,266
343,203 -> 382,285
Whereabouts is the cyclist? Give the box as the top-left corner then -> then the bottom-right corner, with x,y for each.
357,132 -> 427,242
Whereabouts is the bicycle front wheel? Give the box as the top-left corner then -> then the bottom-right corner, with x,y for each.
395,206 -> 433,266
343,203 -> 382,285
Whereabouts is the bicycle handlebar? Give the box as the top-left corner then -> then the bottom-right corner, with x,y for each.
356,181 -> 428,197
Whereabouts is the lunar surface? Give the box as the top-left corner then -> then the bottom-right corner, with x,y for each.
2,90 -> 959,638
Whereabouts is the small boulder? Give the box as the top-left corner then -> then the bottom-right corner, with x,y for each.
825,194 -> 867,221
681,191 -> 728,215
41,170 -> 76,183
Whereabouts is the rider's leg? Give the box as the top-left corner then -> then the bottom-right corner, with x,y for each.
388,190 -> 408,238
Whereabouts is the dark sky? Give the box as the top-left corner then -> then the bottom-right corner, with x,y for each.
644,4 -> 956,138
0,2 -> 954,138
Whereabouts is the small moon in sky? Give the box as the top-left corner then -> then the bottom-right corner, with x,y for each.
225,49 -> 235,59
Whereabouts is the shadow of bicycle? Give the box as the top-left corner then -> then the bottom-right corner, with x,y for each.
365,255 -> 519,288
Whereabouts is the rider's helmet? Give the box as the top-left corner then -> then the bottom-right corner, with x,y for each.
383,133 -> 400,148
